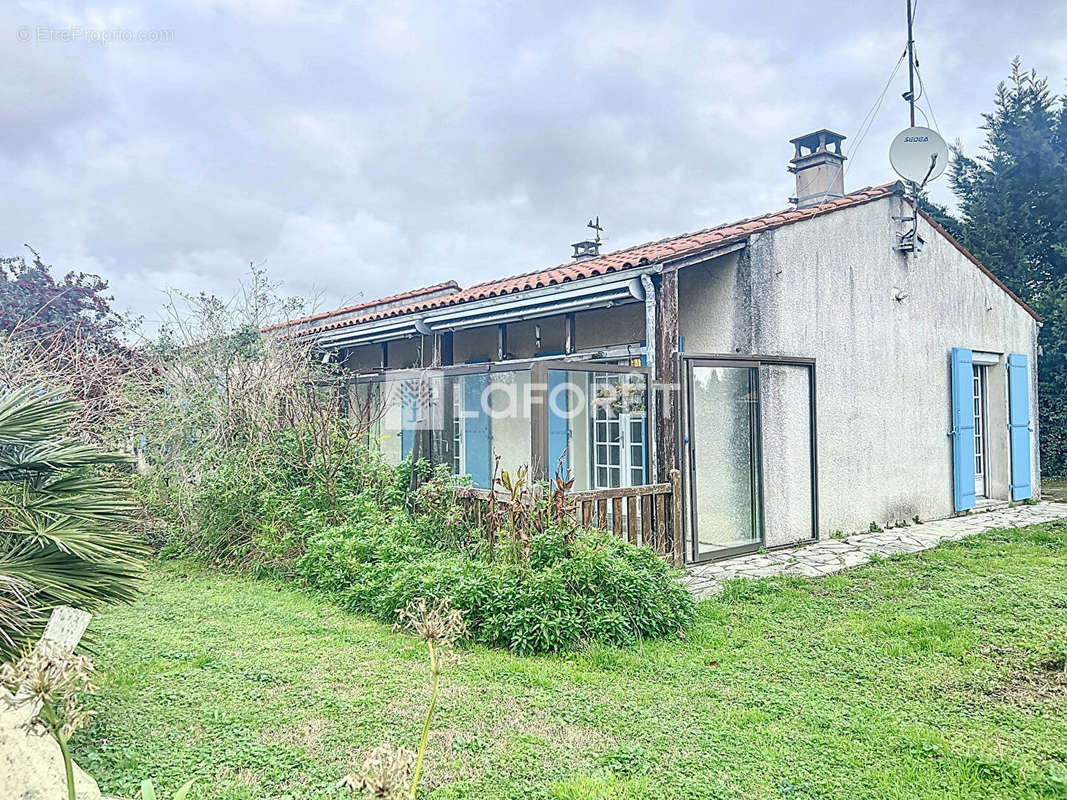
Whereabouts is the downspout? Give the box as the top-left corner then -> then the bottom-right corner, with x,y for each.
640,273 -> 657,479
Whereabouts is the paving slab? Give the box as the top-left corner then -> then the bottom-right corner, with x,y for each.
684,501 -> 1067,599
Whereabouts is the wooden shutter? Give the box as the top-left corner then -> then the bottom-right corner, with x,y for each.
463,373 -> 492,488
1007,353 -> 1032,501
951,347 -> 976,511
547,370 -> 570,481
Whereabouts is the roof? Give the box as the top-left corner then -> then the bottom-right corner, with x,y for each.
289,181 -> 1039,335
264,281 -> 461,332
300,183 -> 900,336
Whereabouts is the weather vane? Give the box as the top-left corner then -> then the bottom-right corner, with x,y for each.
587,216 -> 603,244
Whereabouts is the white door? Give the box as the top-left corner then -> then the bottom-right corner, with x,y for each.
972,365 -> 987,498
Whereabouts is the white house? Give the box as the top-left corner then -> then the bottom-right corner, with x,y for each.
279,129 -> 1040,563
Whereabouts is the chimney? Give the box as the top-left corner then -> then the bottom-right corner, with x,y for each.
571,240 -> 600,262
788,129 -> 846,208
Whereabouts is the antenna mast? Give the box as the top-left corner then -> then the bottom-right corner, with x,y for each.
905,0 -> 916,127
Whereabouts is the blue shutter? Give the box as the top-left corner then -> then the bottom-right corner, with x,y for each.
951,347 -> 976,511
463,374 -> 491,488
547,370 -> 570,480
400,381 -> 417,460
1007,353 -> 1032,500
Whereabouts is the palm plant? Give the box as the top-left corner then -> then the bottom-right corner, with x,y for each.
0,385 -> 145,658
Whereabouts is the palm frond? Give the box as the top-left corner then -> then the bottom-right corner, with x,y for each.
0,386 -> 79,445
0,440 -> 131,480
0,384 -> 145,658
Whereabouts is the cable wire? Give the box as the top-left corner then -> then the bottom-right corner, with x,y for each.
846,48 -> 907,174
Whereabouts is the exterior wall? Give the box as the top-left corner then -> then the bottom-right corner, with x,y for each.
345,343 -> 382,372
451,304 -> 644,363
573,304 -> 644,352
678,194 -> 1040,539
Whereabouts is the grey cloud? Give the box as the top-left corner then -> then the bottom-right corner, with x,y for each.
2,0 -> 1066,328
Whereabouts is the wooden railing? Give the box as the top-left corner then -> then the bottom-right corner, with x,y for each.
462,469 -> 684,567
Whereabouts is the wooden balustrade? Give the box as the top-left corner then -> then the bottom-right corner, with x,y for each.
461,469 -> 684,567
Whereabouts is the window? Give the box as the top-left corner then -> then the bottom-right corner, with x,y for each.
452,387 -> 464,476
591,373 -> 646,489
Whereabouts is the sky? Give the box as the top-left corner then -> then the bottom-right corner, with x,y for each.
3,0 -> 1066,329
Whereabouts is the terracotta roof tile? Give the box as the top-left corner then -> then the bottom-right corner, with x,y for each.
300,184 -> 904,336
264,281 -> 461,331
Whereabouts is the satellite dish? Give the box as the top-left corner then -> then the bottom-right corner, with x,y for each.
889,126 -> 949,185
414,318 -> 433,335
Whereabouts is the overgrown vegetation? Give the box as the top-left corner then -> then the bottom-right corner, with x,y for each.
129,271 -> 692,654
77,521 -> 1067,800
0,248 -> 141,439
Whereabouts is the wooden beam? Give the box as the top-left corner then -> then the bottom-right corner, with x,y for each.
654,268 -> 679,481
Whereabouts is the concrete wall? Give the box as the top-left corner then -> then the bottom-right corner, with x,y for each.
678,194 -> 1041,540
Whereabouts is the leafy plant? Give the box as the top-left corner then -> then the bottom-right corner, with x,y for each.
299,520 -> 694,655
0,641 -> 97,800
0,386 -> 145,657
139,778 -> 195,800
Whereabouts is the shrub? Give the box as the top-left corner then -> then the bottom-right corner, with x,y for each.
298,519 -> 694,655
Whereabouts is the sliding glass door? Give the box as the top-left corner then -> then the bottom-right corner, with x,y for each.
686,356 -> 818,562
688,361 -> 761,560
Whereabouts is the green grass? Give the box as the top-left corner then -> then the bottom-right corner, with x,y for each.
74,522 -> 1067,800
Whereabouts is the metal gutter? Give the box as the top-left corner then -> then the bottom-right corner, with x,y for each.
313,267 -> 663,350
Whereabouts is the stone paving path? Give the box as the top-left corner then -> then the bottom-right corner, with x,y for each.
683,501 -> 1067,599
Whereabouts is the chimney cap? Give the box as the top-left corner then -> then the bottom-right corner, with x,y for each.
790,129 -> 847,162
571,240 -> 601,261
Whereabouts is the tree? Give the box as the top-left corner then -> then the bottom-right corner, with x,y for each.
0,386 -> 145,659
0,248 -> 141,437
949,59 -> 1067,475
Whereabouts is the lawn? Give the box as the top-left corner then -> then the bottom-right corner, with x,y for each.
75,522 -> 1067,800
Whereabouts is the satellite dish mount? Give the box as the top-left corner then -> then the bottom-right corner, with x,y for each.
888,0 -> 949,252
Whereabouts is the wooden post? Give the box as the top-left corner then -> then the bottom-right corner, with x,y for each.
654,269 -> 679,482
670,468 -> 684,567
529,362 -> 549,482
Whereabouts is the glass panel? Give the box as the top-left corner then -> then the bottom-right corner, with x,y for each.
548,368 -> 648,491
357,376 -> 410,466
759,363 -> 815,547
690,364 -> 759,557
438,370 -> 532,488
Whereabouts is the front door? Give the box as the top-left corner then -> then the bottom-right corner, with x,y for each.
687,361 -> 762,560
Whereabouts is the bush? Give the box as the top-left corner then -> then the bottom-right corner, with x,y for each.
298,519 -> 694,655
135,431 -> 398,565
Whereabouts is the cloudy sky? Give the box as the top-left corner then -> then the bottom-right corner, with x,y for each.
3,0 -> 1066,328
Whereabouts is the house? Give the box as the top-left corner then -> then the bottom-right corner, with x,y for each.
280,129 -> 1041,563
